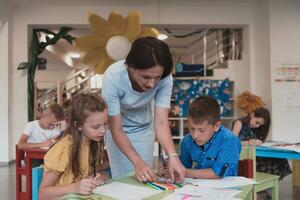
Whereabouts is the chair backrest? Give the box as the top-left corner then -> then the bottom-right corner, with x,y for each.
32,166 -> 44,200
238,145 -> 256,179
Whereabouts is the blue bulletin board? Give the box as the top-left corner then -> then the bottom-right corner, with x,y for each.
173,78 -> 233,117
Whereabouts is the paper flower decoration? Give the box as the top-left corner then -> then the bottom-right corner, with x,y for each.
74,11 -> 159,74
237,91 -> 265,116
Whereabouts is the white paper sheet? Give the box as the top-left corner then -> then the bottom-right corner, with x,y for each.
163,193 -> 242,200
261,142 -> 300,153
162,185 -> 241,200
162,192 -> 200,200
93,182 -> 162,200
183,176 -> 257,188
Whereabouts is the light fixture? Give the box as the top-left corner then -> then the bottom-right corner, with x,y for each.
157,33 -> 168,40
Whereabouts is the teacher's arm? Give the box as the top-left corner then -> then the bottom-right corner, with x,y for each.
154,106 -> 185,182
108,115 -> 156,182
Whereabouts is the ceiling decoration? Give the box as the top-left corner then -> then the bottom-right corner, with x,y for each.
74,11 -> 159,74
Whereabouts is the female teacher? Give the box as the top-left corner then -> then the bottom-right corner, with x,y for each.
102,36 -> 185,183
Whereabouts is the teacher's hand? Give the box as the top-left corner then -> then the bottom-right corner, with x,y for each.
168,156 -> 185,183
134,160 -> 157,183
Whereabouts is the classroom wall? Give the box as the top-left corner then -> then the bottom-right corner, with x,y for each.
270,0 -> 300,142
5,0 -> 272,162
0,0 -> 10,163
35,59 -> 73,89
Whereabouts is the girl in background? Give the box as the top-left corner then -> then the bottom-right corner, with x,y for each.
232,107 -> 292,179
39,93 -> 109,199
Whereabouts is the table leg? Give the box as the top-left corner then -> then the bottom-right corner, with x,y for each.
272,179 -> 279,200
292,160 -> 300,187
25,156 -> 33,200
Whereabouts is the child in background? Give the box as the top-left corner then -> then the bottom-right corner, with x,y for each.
232,107 -> 270,145
39,93 -> 109,199
232,107 -> 292,179
17,103 -> 64,150
160,96 -> 241,179
17,103 -> 64,167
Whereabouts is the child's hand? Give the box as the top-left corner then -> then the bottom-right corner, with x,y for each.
43,139 -> 56,147
93,173 -> 105,186
43,139 -> 54,147
74,177 -> 98,195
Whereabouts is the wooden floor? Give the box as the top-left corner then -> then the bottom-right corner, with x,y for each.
278,173 -> 300,200
0,162 -> 300,200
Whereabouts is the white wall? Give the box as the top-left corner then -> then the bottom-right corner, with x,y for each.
270,0 -> 300,142
35,58 -> 73,89
7,0 -> 271,162
0,0 -> 10,163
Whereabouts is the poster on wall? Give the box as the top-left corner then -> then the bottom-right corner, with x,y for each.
273,62 -> 300,107
274,62 -> 300,82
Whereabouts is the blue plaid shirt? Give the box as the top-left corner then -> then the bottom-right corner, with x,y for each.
179,125 -> 241,177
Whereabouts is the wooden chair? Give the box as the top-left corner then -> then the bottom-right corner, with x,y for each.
32,166 -> 44,200
15,145 -> 47,200
239,145 -> 279,200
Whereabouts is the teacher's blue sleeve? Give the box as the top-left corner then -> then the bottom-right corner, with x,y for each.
102,72 -> 121,116
154,75 -> 173,108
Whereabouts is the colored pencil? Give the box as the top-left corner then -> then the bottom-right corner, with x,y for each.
173,182 -> 183,188
145,182 -> 161,190
147,182 -> 166,190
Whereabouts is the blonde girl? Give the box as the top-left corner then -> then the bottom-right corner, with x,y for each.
39,93 -> 109,199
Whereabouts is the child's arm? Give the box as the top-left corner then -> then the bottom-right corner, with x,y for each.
231,120 -> 242,136
39,171 -> 98,200
232,121 -> 263,145
185,168 -> 220,179
17,133 -> 54,149
247,139 -> 263,146
178,136 -> 221,179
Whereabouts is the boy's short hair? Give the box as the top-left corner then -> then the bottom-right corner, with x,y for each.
188,96 -> 221,125
48,103 -> 64,121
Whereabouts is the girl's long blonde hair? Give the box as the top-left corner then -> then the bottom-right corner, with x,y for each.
67,93 -> 107,179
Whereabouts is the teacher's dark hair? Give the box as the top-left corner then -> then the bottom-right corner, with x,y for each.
125,36 -> 173,79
